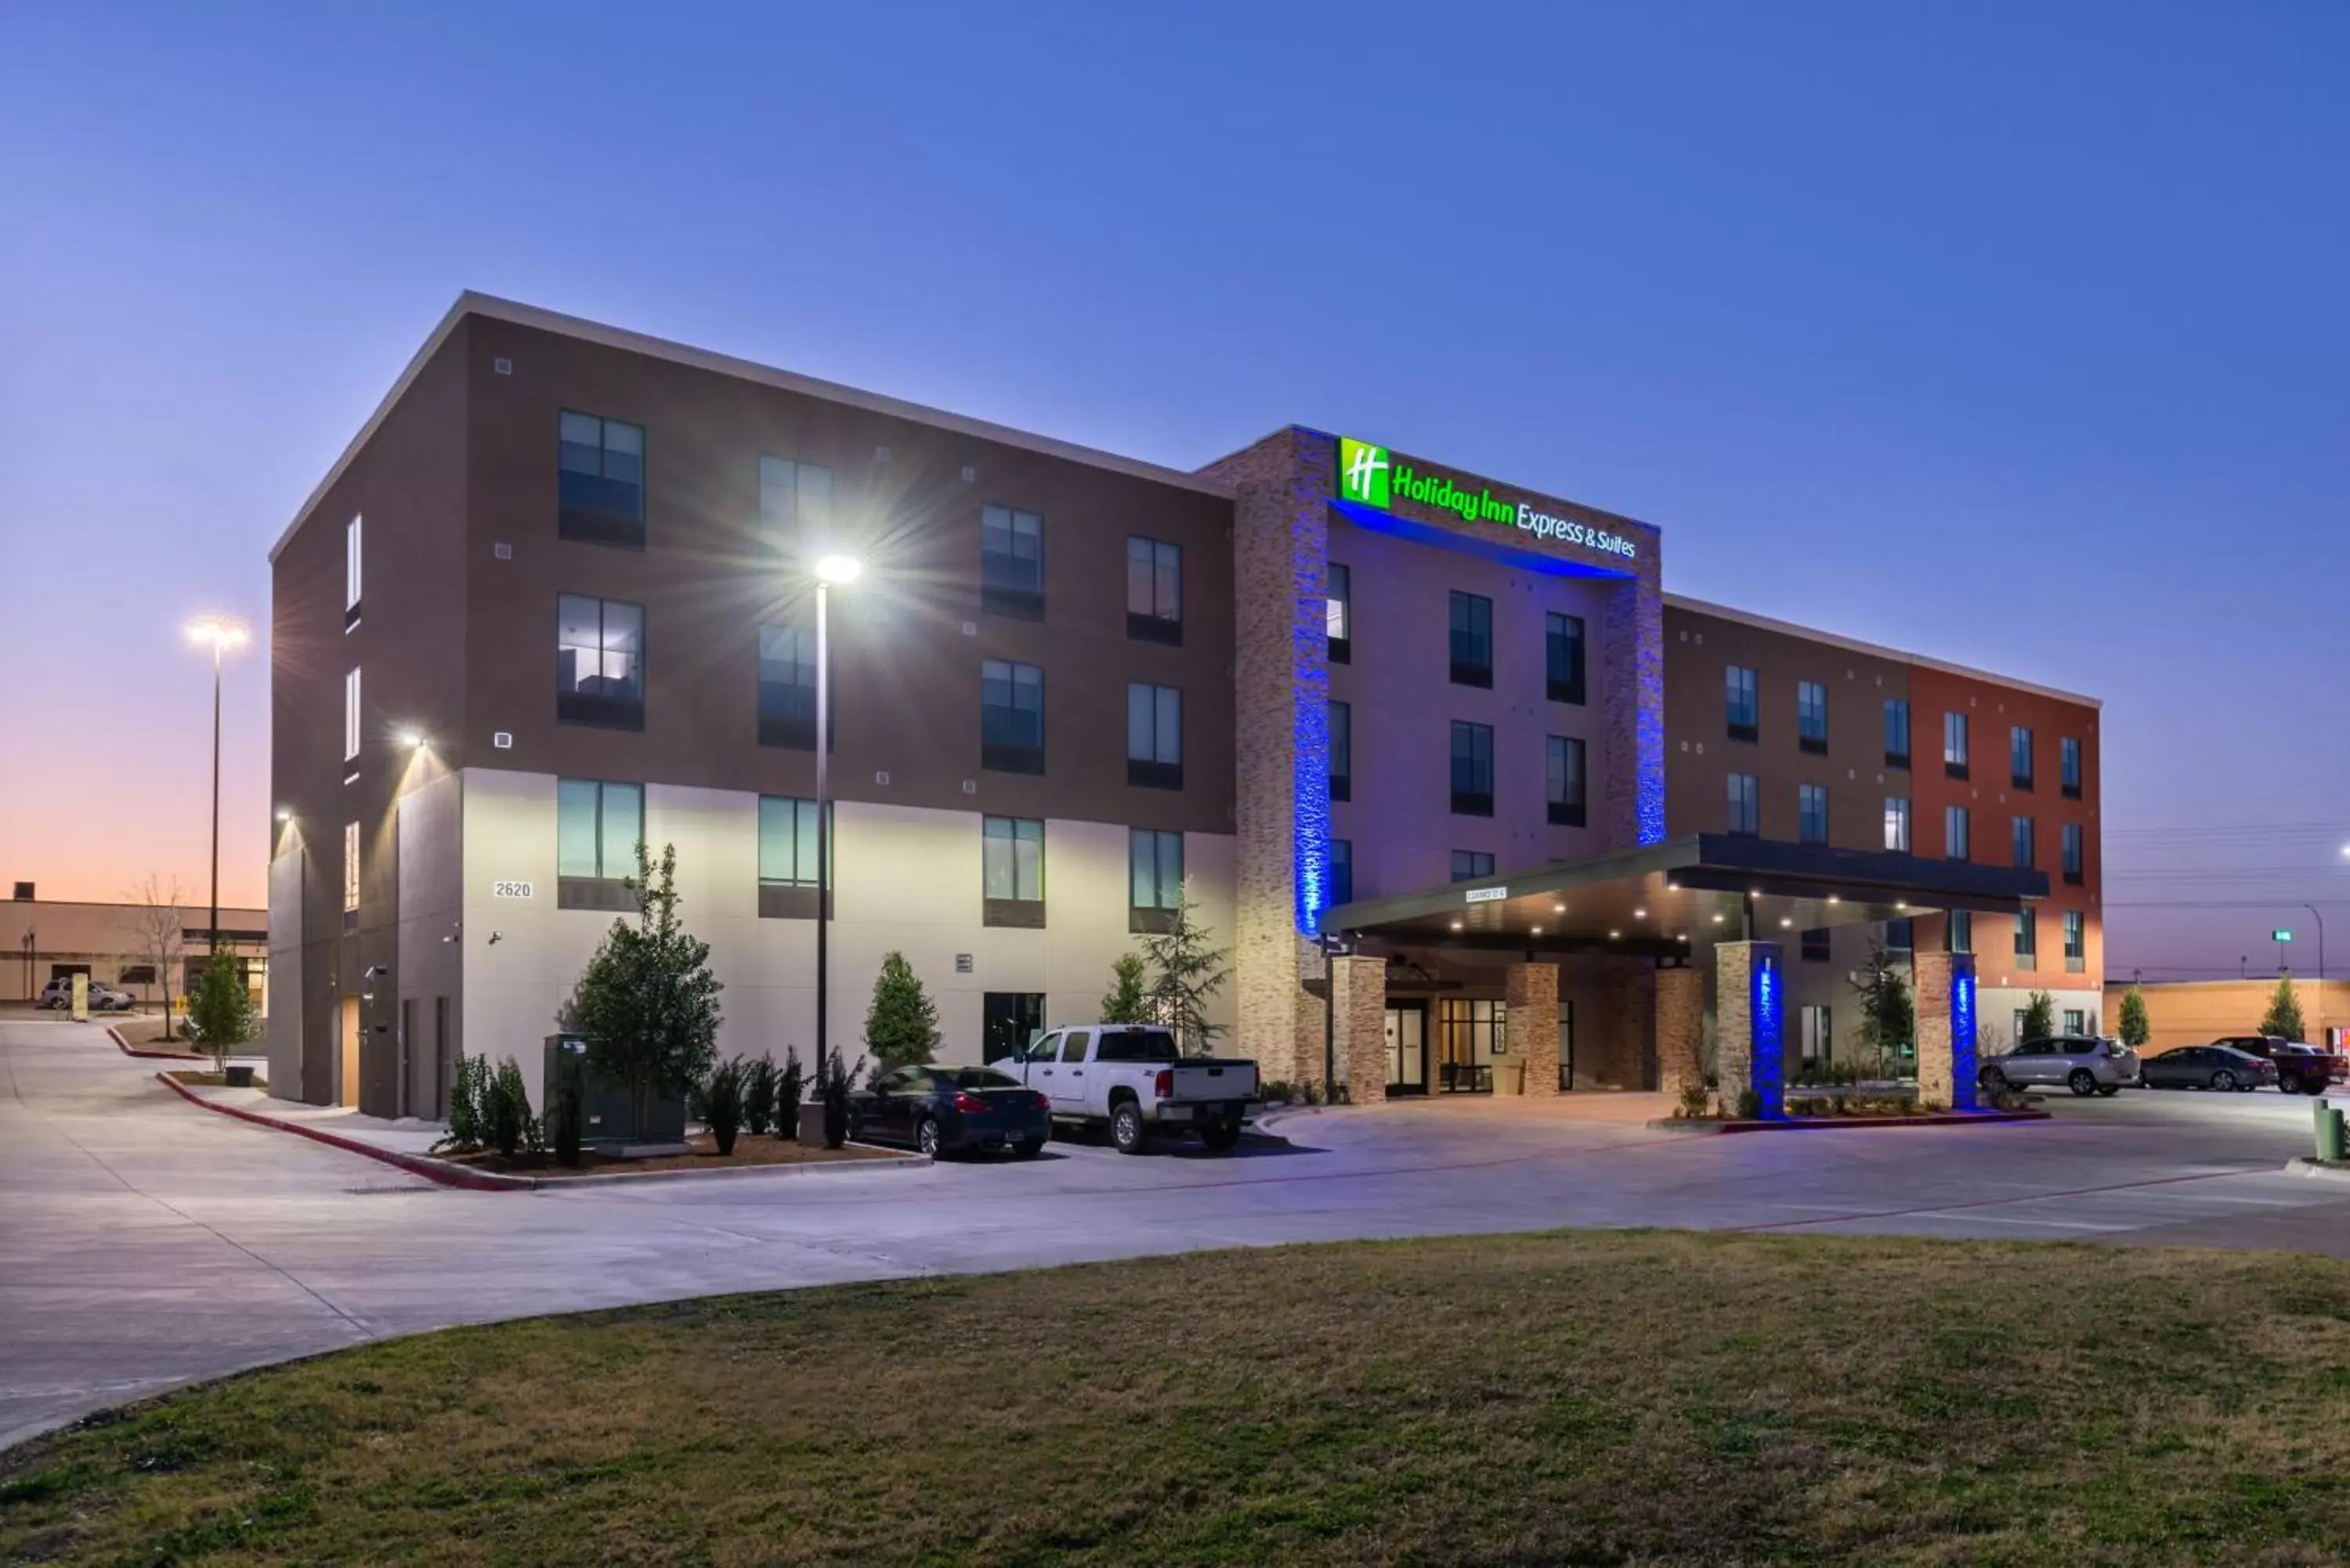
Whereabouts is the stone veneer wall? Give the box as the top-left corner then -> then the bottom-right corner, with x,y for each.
1914,948 -> 1977,1110
1714,942 -> 1758,1111
1601,575 -> 1667,847
1506,963 -> 1561,1097
1332,956 -> 1388,1106
1655,966 -> 1705,1100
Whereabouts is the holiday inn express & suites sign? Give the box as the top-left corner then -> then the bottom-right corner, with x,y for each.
1336,436 -> 1640,561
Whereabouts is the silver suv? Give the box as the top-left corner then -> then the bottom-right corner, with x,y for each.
1980,1035 -> 2140,1097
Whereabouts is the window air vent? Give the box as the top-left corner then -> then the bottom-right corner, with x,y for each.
493,357 -> 513,376
962,780 -> 977,794
493,731 -> 513,750
875,771 -> 891,786
493,542 -> 513,561
961,465 -> 977,482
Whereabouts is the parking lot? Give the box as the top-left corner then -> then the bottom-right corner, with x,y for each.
9,1015 -> 2350,1449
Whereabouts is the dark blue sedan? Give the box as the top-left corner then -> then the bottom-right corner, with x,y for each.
848,1064 -> 1051,1158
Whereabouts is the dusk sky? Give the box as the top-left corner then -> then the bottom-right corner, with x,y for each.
3,3 -> 2344,978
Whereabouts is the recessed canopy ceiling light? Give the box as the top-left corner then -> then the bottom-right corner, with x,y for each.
1678,933 -> 1690,942
1895,901 -> 1908,912
1712,913 -> 1726,924
1780,917 -> 1793,928
1826,894 -> 1842,905
1632,908 -> 1647,919
1530,926 -> 1542,936
1449,921 -> 1462,931
1608,929 -> 1622,940
1553,903 -> 1566,914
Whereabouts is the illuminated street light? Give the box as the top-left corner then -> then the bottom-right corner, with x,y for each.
183,616 -> 250,949
810,555 -> 863,1082
814,554 -> 863,586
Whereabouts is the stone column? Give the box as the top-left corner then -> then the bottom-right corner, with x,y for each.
1506,963 -> 1560,1097
1331,956 -> 1388,1107
1914,948 -> 1979,1111
1712,941 -> 1785,1118
1655,965 -> 1704,1101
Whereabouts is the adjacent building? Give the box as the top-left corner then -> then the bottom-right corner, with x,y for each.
266,294 -> 2100,1115
2,887 -> 267,1009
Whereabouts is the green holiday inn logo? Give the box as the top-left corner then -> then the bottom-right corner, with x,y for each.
1333,435 -> 1639,562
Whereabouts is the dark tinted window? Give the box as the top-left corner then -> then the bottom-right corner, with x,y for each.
1094,1028 -> 1180,1063
950,1067 -> 1022,1089
1059,1030 -> 1092,1063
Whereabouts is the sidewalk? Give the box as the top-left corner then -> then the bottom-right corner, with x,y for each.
175,1081 -> 450,1156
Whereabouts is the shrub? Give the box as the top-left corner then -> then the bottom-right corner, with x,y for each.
548,1050 -> 584,1167
778,1046 -> 806,1140
821,1052 -> 861,1149
1260,1079 -> 1294,1105
743,1053 -> 778,1137
1676,1081 -> 1711,1119
486,1056 -> 540,1160
1733,1089 -> 1762,1121
1100,952 -> 1150,1024
703,1057 -> 749,1155
865,952 -> 940,1068
442,1055 -> 491,1151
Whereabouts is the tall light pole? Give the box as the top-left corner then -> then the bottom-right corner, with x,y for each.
2308,904 -> 2329,1049
184,618 -> 250,952
811,555 -> 862,1083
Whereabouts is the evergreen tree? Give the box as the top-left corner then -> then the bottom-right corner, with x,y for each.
2020,989 -> 2057,1042
2117,985 -> 2150,1049
1100,952 -> 1149,1023
568,843 -> 725,1137
1140,882 -> 1231,1055
1846,943 -> 1915,1077
2259,974 -> 2307,1041
184,946 -> 255,1073
864,952 -> 939,1067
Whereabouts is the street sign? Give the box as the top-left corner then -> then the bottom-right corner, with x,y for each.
2274,930 -> 2295,943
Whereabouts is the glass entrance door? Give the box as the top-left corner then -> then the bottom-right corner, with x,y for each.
1384,1005 -> 1426,1095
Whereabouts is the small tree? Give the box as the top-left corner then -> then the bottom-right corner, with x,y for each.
821,1051 -> 862,1149
1100,952 -> 1149,1023
743,1053 -> 778,1137
2117,985 -> 2151,1050
2259,974 -> 2307,1041
1846,943 -> 1914,1078
123,875 -> 187,1039
864,951 -> 939,1068
702,1057 -> 749,1155
184,945 -> 255,1074
777,1045 -> 807,1140
568,843 -> 725,1139
1140,881 -> 1232,1055
2020,989 -> 2057,1042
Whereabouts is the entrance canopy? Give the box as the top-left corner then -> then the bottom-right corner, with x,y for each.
1321,834 -> 2048,959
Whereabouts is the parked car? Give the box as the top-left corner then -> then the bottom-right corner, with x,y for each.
2207,1035 -> 2343,1095
2140,1045 -> 2276,1093
990,1023 -> 1259,1154
846,1064 -> 1052,1159
1978,1034 -> 2140,1097
37,977 -> 134,1012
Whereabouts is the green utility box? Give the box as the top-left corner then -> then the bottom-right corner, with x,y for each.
2314,1097 -> 2345,1163
544,1035 -> 685,1151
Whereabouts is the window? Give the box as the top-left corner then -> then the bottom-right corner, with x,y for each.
1799,783 -> 1828,844
2061,735 -> 2083,799
757,625 -> 819,750
2062,822 -> 2084,883
1448,591 -> 1492,687
1885,796 -> 1911,853
2063,910 -> 2086,970
557,410 -> 645,546
758,455 -> 833,549
1943,710 -> 1969,777
1329,838 -> 1354,906
981,504 -> 1043,618
2012,816 -> 2036,869
1798,681 -> 1828,753
1437,998 -> 1508,1089
1450,721 -> 1494,815
1126,537 -> 1182,643
2013,1009 -> 2032,1044
1329,700 -> 1351,802
342,822 -> 360,914
1726,772 -> 1759,836
1126,684 -> 1183,789
983,815 -> 1044,927
1800,927 -> 1831,963
1451,851 -> 1495,882
757,795 -> 826,918
2013,912 -> 2037,965
1129,829 -> 1183,932
1944,804 -> 1970,860
1546,612 -> 1585,704
1946,910 -> 1972,953
983,993 -> 1047,1063
2063,1006 -> 2087,1035
1885,918 -> 1914,952
981,659 -> 1044,774
2011,725 -> 2034,790
344,515 -> 363,625
557,594 -> 645,730
1546,735 -> 1586,828
1884,699 -> 1911,768
1800,1004 -> 1832,1060
343,667 -> 361,761
1726,665 -> 1759,742
1325,563 -> 1351,663
557,779 -> 643,883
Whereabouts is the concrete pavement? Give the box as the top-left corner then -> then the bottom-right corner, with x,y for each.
9,1016 -> 2350,1450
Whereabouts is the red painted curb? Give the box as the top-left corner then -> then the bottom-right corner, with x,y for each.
107,1024 -> 209,1063
153,1071 -> 529,1191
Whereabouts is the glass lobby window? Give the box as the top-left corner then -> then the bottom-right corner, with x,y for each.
981,659 -> 1044,774
556,594 -> 645,730
1126,536 -> 1181,643
1885,918 -> 1914,951
1943,710 -> 1969,776
758,455 -> 833,549
1451,850 -> 1496,883
1450,721 -> 1494,815
1325,562 -> 1351,663
2011,725 -> 2035,789
557,410 -> 645,545
1946,910 -> 1973,953
758,796 -> 822,888
1726,665 -> 1759,741
1726,772 -> 1759,836
2063,822 -> 2084,883
1437,998 -> 1506,1093
1129,829 -> 1184,931
2061,735 -> 2083,797
557,779 -> 643,881
980,504 -> 1044,618
1126,683 -> 1183,789
1546,612 -> 1585,704
1884,699 -> 1911,768
1885,796 -> 1911,853
1945,804 -> 1970,860
1329,700 -> 1351,802
1448,591 -> 1493,688
2012,815 -> 2036,869
1800,928 -> 1831,963
1546,735 -> 1586,828
1798,681 -> 1828,753
1799,782 -> 1828,844
1329,837 -> 1354,906
982,815 -> 1043,902
757,625 -> 819,750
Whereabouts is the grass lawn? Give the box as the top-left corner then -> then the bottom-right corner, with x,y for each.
8,1232 -> 2350,1565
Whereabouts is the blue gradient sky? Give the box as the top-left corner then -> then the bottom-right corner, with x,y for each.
3,2 -> 2344,977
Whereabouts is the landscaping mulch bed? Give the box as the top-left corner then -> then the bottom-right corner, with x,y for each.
439,1132 -> 898,1177
161,1069 -> 268,1091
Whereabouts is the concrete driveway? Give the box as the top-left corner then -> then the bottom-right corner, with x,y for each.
8,1017 -> 2350,1450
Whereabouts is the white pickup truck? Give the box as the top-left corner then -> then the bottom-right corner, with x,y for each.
989,1023 -> 1259,1154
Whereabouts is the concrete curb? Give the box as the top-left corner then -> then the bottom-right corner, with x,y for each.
1647,1109 -> 2052,1136
108,1024 -> 209,1063
153,1072 -> 925,1190
2287,1158 -> 2350,1182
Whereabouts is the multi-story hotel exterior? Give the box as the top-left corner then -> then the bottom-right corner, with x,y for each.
266,294 -> 2097,1115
